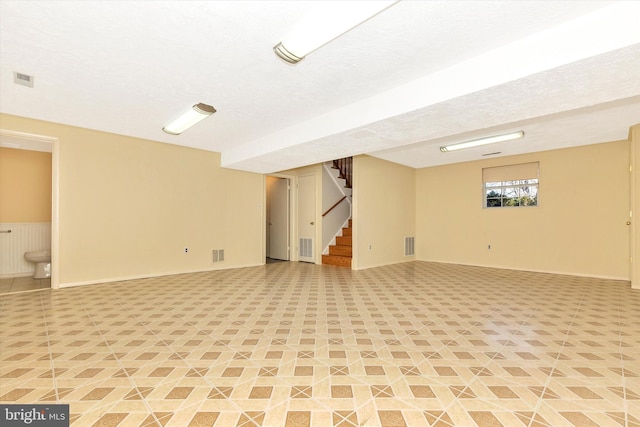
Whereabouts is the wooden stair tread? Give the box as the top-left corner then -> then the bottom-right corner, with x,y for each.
323,218 -> 353,268
329,245 -> 352,256
322,254 -> 352,268
336,236 -> 352,246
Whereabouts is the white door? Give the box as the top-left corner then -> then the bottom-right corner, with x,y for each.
269,178 -> 289,260
298,174 -> 316,263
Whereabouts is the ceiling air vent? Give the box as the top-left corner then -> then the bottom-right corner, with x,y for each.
14,72 -> 34,88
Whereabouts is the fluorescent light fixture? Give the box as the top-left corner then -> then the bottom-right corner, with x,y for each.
274,1 -> 399,64
162,103 -> 216,135
440,131 -> 525,152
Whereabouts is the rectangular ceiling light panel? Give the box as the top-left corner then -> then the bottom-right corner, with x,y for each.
440,131 -> 525,152
162,103 -> 216,135
274,1 -> 399,64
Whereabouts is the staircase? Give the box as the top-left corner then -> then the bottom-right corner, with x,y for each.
322,219 -> 352,267
332,157 -> 352,189
322,157 -> 353,268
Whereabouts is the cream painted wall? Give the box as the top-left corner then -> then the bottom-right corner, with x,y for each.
353,155 -> 415,270
416,140 -> 630,279
0,114 -> 264,286
1,112 -> 633,283
0,147 -> 52,222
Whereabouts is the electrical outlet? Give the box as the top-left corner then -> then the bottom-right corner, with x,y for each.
184,248 -> 188,253
487,244 -> 491,250
368,245 -> 372,251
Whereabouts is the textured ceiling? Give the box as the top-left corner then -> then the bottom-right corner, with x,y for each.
0,1 -> 638,172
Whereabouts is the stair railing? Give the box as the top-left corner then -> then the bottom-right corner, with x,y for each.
322,195 -> 347,217
332,157 -> 352,189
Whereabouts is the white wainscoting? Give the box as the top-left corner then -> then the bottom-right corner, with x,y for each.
0,222 -> 51,277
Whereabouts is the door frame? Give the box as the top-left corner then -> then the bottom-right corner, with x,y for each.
0,129 -> 60,290
264,173 -> 296,262
630,126 -> 638,289
266,176 -> 290,261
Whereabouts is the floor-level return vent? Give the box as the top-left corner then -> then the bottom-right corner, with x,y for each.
299,238 -> 313,258
212,249 -> 225,263
405,237 -> 415,256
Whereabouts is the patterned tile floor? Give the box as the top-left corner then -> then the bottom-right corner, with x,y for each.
0,275 -> 50,295
1,261 -> 639,426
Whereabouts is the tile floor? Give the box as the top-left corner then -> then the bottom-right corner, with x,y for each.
0,261 -> 638,426
0,275 -> 50,295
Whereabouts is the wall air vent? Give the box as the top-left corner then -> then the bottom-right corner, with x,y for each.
405,237 -> 415,256
14,72 -> 34,88
212,249 -> 225,263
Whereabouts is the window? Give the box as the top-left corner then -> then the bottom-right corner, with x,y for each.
483,162 -> 539,208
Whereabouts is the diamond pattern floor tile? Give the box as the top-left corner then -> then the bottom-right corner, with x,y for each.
1,261 -> 638,425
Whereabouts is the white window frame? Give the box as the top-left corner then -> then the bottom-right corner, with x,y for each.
483,162 -> 539,208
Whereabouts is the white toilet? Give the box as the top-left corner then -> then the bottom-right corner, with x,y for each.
24,250 -> 51,279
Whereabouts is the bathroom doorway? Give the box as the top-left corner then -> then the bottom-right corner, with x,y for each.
0,130 -> 58,293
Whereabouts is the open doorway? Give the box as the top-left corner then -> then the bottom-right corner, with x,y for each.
0,145 -> 51,293
266,176 -> 291,263
0,130 -> 58,293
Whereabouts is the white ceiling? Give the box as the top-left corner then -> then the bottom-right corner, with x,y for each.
1,1 -> 638,172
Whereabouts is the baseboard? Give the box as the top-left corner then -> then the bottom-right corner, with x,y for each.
0,272 -> 32,279
58,263 -> 264,289
54,259 -> 631,288
417,259 -> 630,282
352,258 -> 415,271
